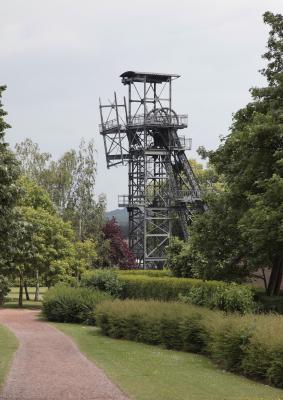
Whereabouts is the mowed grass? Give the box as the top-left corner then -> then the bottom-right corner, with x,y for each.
55,323 -> 283,400
0,325 -> 18,387
3,287 -> 48,309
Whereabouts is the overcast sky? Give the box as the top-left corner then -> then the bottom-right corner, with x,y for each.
1,0 -> 282,210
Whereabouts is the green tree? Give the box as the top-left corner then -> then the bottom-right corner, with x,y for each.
15,138 -> 51,189
182,12 -> 283,294
239,175 -> 283,295
15,138 -> 106,241
72,239 -> 98,278
9,177 -> 75,305
0,86 -> 20,270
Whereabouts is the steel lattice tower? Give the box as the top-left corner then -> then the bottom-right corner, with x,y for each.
99,71 -> 203,268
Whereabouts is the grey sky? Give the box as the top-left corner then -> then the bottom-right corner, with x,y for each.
1,0 -> 282,210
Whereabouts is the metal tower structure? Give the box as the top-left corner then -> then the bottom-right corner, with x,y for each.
99,71 -> 203,268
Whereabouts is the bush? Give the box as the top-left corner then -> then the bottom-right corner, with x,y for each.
165,237 -> 194,277
119,275 -> 255,313
118,269 -> 171,278
81,269 -> 255,314
0,275 -> 10,305
96,299 -> 283,389
42,285 -> 110,324
256,293 -> 283,314
81,269 -> 124,297
209,317 -> 253,372
240,315 -> 283,384
119,275 -> 194,301
180,283 -> 255,314
96,300 -> 214,353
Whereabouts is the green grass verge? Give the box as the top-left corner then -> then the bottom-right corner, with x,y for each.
2,300 -> 42,309
55,323 -> 283,400
0,325 -> 18,387
3,287 -> 47,309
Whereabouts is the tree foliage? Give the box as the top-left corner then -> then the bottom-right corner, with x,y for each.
15,138 -> 106,241
204,11 -> 283,294
167,12 -> 283,294
7,177 -> 76,305
102,218 -> 136,269
0,86 -> 20,268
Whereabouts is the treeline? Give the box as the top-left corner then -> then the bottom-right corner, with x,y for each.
166,12 -> 283,296
0,94 -> 135,306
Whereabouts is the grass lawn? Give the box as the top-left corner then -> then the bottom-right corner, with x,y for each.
3,287 -> 47,309
55,323 -> 283,400
0,325 -> 18,387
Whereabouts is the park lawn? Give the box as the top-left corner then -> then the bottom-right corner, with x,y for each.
0,325 -> 18,387
55,323 -> 283,400
3,287 -> 48,309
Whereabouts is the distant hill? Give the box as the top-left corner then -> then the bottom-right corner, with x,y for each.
106,208 -> 128,238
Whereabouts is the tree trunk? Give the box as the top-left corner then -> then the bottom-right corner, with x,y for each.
24,281 -> 30,300
267,257 -> 283,296
19,276 -> 23,307
261,268 -> 267,291
34,270 -> 40,302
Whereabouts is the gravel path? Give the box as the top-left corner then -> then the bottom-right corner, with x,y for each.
0,309 -> 129,400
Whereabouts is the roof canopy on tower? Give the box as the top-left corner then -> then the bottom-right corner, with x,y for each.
120,71 -> 180,84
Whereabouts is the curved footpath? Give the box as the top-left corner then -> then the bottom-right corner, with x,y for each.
0,309 -> 129,400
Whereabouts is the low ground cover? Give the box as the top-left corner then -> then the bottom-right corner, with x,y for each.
0,325 -> 18,387
96,299 -> 283,389
55,322 -> 283,400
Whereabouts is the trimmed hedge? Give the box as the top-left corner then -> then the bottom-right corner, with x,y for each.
118,269 -> 171,278
81,270 -> 255,313
119,275 -> 255,313
42,285 -> 110,324
81,269 -> 123,297
96,299 -> 283,389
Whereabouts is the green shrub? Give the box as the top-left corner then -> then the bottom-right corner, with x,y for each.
42,285 -> 110,324
0,275 -> 10,305
209,316 -> 253,372
96,300 -> 212,353
82,269 -> 255,314
165,237 -> 194,277
118,269 -> 171,278
256,293 -> 283,314
96,299 -> 283,389
81,269 -> 124,297
180,315 -> 208,353
119,275 -> 255,313
180,283 -> 255,314
119,275 -> 195,300
267,350 -> 283,388
241,315 -> 283,384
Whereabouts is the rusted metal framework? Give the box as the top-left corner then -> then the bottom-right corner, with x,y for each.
99,71 -> 203,268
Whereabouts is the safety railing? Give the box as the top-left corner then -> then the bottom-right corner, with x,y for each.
175,189 -> 202,201
99,119 -> 124,133
170,136 -> 192,151
118,195 -> 144,208
118,190 -> 202,208
100,114 -> 188,133
128,114 -> 188,127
